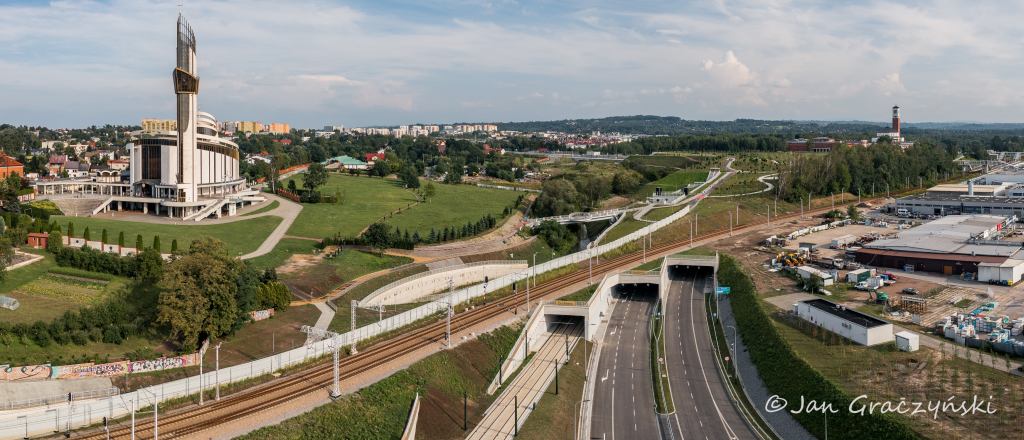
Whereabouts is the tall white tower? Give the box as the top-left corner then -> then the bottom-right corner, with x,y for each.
892,105 -> 900,135
173,15 -> 199,202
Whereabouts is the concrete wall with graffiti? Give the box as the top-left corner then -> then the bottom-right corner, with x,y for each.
0,340 -> 208,381
249,308 -> 275,322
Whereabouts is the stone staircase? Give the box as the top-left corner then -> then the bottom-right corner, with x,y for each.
51,198 -> 106,216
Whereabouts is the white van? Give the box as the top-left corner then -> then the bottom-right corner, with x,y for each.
896,208 -> 909,216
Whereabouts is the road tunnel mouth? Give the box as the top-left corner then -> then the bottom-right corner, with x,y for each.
666,265 -> 714,282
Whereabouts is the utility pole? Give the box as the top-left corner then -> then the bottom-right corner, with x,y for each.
525,273 -> 530,314
831,192 -> 834,211
215,342 -> 222,401
514,395 -> 519,437
688,220 -> 693,248
766,203 -> 770,227
199,346 -> 204,405
130,398 -> 135,440
774,198 -> 777,217
728,211 -> 732,236
301,326 -> 342,397
800,198 -> 803,218
554,360 -> 559,395
858,188 -> 861,204
447,278 -> 454,348
350,300 -> 358,354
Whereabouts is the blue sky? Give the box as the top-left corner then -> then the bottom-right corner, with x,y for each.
1,0 -> 1023,128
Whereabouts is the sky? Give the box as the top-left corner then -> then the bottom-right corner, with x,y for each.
1,0 -> 1023,128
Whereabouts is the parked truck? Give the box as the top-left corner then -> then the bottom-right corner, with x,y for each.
813,258 -> 846,270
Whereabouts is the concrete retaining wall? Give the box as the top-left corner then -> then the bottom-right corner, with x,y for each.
363,262 -> 527,306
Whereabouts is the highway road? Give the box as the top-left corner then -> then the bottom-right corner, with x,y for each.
663,267 -> 759,440
590,283 -> 661,440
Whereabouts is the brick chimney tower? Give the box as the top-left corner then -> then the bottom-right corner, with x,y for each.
892,105 -> 900,135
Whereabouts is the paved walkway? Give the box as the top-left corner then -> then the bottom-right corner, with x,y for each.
0,377 -> 113,403
239,194 -> 303,259
468,319 -> 583,440
304,302 -> 336,345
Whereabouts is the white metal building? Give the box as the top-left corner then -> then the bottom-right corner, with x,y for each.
894,331 -> 919,352
794,298 -> 893,346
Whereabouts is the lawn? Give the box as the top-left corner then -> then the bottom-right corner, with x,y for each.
638,170 -> 708,197
601,217 -> 647,243
557,284 -> 597,302
386,183 -> 521,237
245,238 -> 320,270
282,173 -> 417,239
460,236 -> 559,266
241,200 -> 279,216
642,205 -> 684,221
50,215 -> 282,256
711,172 -> 771,196
283,250 -> 416,298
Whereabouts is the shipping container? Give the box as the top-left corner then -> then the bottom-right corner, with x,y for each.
846,268 -> 871,283
831,234 -> 856,248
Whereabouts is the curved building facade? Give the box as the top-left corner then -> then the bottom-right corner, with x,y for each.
37,15 -> 260,221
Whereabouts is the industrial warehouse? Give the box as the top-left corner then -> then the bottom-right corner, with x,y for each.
854,214 -> 1024,283
895,168 -> 1024,216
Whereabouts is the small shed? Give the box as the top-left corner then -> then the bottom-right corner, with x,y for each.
895,331 -> 919,352
27,233 -> 49,248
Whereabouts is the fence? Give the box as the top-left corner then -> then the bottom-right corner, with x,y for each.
0,183 -> 700,438
358,260 -> 526,305
0,388 -> 119,411
474,183 -> 542,193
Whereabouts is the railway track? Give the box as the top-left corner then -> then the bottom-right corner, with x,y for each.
77,192 -> 908,439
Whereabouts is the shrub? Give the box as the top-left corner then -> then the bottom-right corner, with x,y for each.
71,330 -> 89,346
307,191 -> 321,204
53,331 -> 72,346
119,323 -> 137,339
88,327 -> 103,342
102,327 -> 123,344
32,329 -> 52,347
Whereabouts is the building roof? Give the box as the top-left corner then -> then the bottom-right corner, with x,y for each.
856,248 -> 1007,263
322,155 -> 366,166
365,153 -> 386,161
0,155 -> 22,167
802,298 -> 890,329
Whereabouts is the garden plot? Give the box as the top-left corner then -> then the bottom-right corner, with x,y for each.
16,274 -> 111,304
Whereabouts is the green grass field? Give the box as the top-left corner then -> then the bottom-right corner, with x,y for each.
386,184 -> 521,235
282,173 -> 417,239
284,250 -> 416,298
244,238 -> 320,270
50,215 -> 282,256
241,200 -> 279,216
639,170 -> 708,197
601,217 -> 647,243
711,172 -> 771,196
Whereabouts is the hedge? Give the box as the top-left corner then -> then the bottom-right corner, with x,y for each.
718,254 -> 917,440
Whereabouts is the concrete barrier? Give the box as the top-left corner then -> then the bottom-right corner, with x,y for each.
361,261 -> 527,306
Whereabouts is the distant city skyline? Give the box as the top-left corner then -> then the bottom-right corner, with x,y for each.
2,0 -> 1023,128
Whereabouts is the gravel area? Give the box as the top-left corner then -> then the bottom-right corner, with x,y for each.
718,295 -> 816,440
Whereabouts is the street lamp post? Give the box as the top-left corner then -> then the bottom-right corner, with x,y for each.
800,197 -> 803,218
728,211 -> 733,236
215,342 -> 222,401
533,253 -> 538,287
858,188 -> 861,204
774,198 -> 777,217
766,203 -> 770,227
831,192 -> 834,211
688,220 -> 693,248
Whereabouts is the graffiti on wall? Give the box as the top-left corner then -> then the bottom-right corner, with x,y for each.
0,363 -> 55,381
249,308 -> 275,322
2,339 -> 208,381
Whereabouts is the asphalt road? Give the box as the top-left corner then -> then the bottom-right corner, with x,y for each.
590,284 -> 661,440
663,267 -> 759,440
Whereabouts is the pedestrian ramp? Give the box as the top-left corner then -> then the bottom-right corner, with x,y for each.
467,319 -> 583,440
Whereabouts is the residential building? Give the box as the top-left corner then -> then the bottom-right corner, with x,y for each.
266,123 -> 290,134
236,121 -> 263,134
322,155 -> 368,170
108,159 -> 130,171
47,155 -> 67,175
0,155 -> 24,178
141,119 -> 177,132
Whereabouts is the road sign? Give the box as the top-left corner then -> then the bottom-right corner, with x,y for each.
658,357 -> 664,364
724,356 -> 730,362
715,287 -> 731,294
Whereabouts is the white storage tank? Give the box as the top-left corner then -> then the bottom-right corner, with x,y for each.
895,331 -> 919,352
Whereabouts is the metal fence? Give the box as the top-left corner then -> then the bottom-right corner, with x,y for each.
474,183 -> 542,193
0,187 -> 700,438
0,388 -> 119,411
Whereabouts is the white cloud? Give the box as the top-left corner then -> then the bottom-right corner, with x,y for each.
699,51 -> 759,88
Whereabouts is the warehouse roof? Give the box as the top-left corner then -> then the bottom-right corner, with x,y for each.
856,248 -> 1007,263
802,299 -> 889,329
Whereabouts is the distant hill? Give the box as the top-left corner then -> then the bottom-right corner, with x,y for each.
489,115 -> 1024,135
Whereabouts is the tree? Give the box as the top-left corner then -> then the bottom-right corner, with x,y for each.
136,234 -> 143,250
153,236 -> 161,253
401,165 -> 420,189
83,227 -> 90,241
47,230 -> 63,253
136,248 -> 164,284
375,164 -> 387,178
424,182 -> 436,202
118,232 -> 125,247
157,237 -> 244,351
101,229 -> 108,244
68,222 -> 75,238
847,205 -> 860,221
171,239 -> 179,253
0,235 -> 13,283
302,162 -> 329,191
364,221 -> 392,256
287,180 -> 297,192
534,179 -> 579,216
